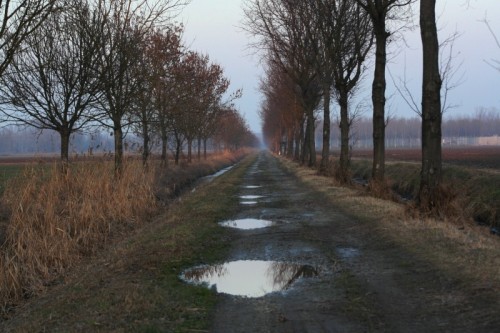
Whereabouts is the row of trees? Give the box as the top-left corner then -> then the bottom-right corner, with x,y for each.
0,0 -> 257,172
313,109 -> 500,149
247,0 -> 449,212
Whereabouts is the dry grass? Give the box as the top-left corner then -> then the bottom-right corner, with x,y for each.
0,161 -> 157,307
280,156 -> 500,292
0,150 -> 248,310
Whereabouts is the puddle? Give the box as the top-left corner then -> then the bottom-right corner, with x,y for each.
203,165 -> 235,182
181,260 -> 318,297
240,201 -> 258,205
336,247 -> 360,259
243,185 -> 262,189
219,218 -> 275,230
241,194 -> 264,200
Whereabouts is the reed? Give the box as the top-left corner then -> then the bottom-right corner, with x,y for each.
0,160 -> 157,307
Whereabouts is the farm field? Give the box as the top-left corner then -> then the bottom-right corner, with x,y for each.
347,146 -> 500,228
350,146 -> 500,170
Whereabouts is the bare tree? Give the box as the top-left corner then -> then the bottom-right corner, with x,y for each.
0,0 -> 102,168
329,0 -> 374,183
419,0 -> 442,211
0,0 -> 57,79
482,17 -> 500,72
355,0 -> 414,184
243,0 -> 321,167
147,26 -> 183,166
94,0 -> 189,173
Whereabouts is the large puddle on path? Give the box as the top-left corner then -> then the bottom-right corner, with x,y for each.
240,195 -> 263,200
240,201 -> 258,205
181,260 -> 318,297
219,218 -> 275,230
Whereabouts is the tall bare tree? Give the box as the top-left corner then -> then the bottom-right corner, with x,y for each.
0,0 -> 102,167
355,0 -> 413,184
329,0 -> 373,183
244,0 -> 321,167
147,26 -> 183,166
94,0 -> 188,173
0,0 -> 57,79
419,0 -> 442,211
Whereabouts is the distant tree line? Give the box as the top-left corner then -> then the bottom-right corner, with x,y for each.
316,107 -> 500,149
0,0 -> 258,172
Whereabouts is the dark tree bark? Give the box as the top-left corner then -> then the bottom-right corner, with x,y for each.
356,1 -> 414,184
338,92 -> 350,183
59,128 -> 71,171
141,117 -> 150,166
114,124 -> 124,173
419,0 -> 442,210
320,85 -> 331,172
371,19 -> 388,183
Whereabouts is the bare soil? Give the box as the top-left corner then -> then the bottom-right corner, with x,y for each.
351,146 -> 500,170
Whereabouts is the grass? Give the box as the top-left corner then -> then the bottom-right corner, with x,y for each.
0,150 -> 251,313
0,153 -> 255,332
351,158 -> 500,226
280,156 -> 500,296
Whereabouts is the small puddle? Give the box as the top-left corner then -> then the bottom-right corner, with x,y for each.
336,247 -> 360,259
243,185 -> 262,189
240,201 -> 258,205
181,260 -> 318,297
203,165 -> 235,182
240,195 -> 263,200
219,218 -> 275,230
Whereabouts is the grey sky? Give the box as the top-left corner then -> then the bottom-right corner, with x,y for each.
178,0 -> 500,134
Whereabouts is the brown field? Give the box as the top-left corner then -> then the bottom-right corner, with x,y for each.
351,146 -> 500,169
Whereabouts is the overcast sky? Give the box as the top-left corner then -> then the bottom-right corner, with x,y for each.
178,0 -> 500,134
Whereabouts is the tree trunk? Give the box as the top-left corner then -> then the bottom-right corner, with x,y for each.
287,128 -> 294,158
339,93 -> 350,184
419,0 -> 442,210
175,139 -> 181,165
307,107 -> 316,167
59,128 -> 70,173
301,114 -> 311,165
161,136 -> 168,167
320,86 -> 331,172
142,118 -> 149,167
187,138 -> 192,163
160,116 -> 168,167
114,123 -> 123,175
294,123 -> 302,161
197,137 -> 201,161
372,21 -> 388,183
203,138 -> 208,160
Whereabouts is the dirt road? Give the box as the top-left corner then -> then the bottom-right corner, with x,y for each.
203,151 -> 498,332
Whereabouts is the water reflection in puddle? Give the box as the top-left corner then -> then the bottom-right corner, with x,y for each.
336,247 -> 360,259
203,165 -> 235,182
240,195 -> 263,200
243,185 -> 262,189
219,218 -> 274,230
240,201 -> 258,205
181,260 -> 318,297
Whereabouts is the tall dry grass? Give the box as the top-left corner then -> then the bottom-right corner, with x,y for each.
0,160 -> 157,308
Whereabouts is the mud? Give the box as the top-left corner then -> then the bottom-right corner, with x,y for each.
206,151 -> 499,332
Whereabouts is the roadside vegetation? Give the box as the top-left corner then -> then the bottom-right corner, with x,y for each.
279,156 -> 500,307
350,157 -> 500,229
0,150 -> 248,312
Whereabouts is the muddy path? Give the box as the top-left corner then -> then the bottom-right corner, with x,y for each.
199,151 -> 498,333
